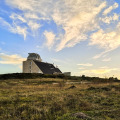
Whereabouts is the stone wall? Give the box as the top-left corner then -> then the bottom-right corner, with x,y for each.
23,60 -> 43,73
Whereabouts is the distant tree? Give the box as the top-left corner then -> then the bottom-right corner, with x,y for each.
114,77 -> 118,81
81,75 -> 86,80
109,77 -> 114,81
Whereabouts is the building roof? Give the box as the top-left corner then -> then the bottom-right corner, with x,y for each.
34,60 -> 62,74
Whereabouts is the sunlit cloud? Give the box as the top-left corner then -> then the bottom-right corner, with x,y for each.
93,50 -> 110,59
77,63 -> 93,67
90,29 -> 120,50
78,67 -> 85,70
0,53 -> 25,65
90,26 -> 120,59
103,2 -> 118,15
100,13 -> 119,24
80,68 -> 118,74
0,0 -> 118,55
44,31 -> 55,50
102,58 -> 111,62
1,1 -> 105,48
55,1 -> 106,51
99,66 -> 109,69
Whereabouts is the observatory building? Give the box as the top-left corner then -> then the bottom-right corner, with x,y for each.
23,53 -> 62,74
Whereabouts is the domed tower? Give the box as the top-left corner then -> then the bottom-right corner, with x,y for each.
23,53 -> 43,73
27,53 -> 42,62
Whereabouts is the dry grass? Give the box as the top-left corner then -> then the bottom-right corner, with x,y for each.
0,78 -> 120,120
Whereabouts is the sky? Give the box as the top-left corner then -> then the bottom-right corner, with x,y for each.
0,0 -> 120,78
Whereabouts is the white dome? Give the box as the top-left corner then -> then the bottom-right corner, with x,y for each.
27,53 -> 42,61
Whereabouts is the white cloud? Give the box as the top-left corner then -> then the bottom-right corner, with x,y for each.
0,53 -> 25,65
44,31 -> 55,50
24,13 -> 40,20
0,17 -> 11,29
102,58 -> 111,62
0,17 -> 27,39
11,25 -> 27,39
90,29 -> 120,52
77,63 -> 93,67
10,13 -> 41,31
28,20 -> 41,31
78,67 -> 85,70
103,2 -> 119,15
1,0 -> 119,52
100,13 -> 119,24
113,13 -> 120,21
117,22 -> 120,28
6,0 -> 34,11
10,13 -> 26,23
4,0 -> 106,51
80,68 -> 118,74
91,27 -> 120,58
99,66 -> 108,69
93,50 -> 110,59
55,1 -> 106,51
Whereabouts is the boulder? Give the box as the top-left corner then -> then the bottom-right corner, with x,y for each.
71,112 -> 92,119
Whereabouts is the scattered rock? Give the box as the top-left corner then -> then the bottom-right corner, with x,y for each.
87,87 -> 95,90
71,112 -> 92,119
68,85 -> 76,89
101,87 -> 111,91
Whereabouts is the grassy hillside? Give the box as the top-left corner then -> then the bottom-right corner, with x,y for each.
0,75 -> 120,120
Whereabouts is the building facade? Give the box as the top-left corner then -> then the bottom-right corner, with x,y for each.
23,53 -> 62,74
